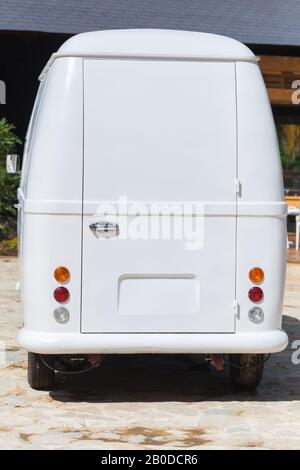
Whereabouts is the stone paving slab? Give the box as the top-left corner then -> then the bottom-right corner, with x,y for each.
0,256 -> 299,450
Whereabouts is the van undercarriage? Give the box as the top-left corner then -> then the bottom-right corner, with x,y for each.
27,351 -> 267,391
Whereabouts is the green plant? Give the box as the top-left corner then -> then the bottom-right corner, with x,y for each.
0,236 -> 18,255
291,155 -> 300,172
279,144 -> 300,172
280,143 -> 290,170
0,118 -> 21,241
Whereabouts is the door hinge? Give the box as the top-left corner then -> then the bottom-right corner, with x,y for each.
234,178 -> 241,196
232,299 -> 240,318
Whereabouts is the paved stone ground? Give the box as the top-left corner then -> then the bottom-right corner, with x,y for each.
0,256 -> 300,450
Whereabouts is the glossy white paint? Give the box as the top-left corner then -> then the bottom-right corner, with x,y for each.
236,216 -> 287,333
236,61 -> 284,202
17,29 -> 288,354
82,216 -> 236,333
21,214 -> 82,334
83,59 -> 236,203
19,329 -> 288,355
23,57 -> 83,203
40,29 -> 257,79
57,29 -> 257,60
82,56 -> 237,333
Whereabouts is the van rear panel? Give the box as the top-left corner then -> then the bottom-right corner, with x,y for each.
82,59 -> 236,202
18,30 -> 288,354
81,59 -> 237,333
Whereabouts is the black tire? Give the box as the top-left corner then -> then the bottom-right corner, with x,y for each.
27,352 -> 55,391
229,353 -> 265,390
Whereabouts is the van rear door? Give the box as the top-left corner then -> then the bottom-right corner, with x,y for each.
81,59 -> 237,333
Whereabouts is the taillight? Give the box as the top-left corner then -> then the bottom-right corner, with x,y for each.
53,307 -> 70,324
249,267 -> 264,284
248,306 -> 264,324
53,286 -> 70,303
248,287 -> 263,303
54,266 -> 70,283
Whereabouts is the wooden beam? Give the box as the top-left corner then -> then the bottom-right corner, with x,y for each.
260,55 -> 300,74
267,87 -> 296,105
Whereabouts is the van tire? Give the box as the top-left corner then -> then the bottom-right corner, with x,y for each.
27,353 -> 55,391
229,354 -> 264,390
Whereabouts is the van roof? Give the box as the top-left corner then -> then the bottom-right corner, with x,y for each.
58,29 -> 255,60
41,29 -> 257,79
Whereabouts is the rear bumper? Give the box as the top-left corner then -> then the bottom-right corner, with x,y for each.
18,328 -> 289,354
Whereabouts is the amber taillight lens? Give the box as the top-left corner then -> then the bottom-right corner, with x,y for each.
249,267 -> 264,284
54,266 -> 70,283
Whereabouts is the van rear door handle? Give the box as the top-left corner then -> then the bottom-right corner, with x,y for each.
89,221 -> 119,239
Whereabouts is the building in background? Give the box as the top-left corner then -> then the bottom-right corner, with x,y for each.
0,0 -> 300,194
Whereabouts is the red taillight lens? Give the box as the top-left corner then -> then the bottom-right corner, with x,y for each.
53,286 -> 70,303
248,287 -> 263,303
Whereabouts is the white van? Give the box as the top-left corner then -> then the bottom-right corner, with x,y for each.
13,29 -> 288,391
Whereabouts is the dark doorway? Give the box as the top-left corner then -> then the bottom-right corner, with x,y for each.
0,30 -> 71,142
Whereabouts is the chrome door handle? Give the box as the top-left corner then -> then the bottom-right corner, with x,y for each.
89,221 -> 119,239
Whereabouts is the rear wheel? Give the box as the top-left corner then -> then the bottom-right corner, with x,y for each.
229,353 -> 265,390
27,352 -> 55,391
